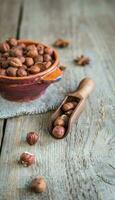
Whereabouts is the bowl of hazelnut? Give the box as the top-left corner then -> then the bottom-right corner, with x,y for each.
0,38 -> 62,102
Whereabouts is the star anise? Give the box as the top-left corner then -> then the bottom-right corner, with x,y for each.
74,55 -> 90,66
53,39 -> 70,48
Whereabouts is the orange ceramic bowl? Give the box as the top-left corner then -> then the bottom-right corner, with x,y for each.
0,40 -> 62,102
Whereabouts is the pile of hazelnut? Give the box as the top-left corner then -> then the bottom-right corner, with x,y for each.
52,101 -> 78,139
0,38 -> 54,77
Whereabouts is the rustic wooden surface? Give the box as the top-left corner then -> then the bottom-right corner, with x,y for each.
0,0 -> 115,199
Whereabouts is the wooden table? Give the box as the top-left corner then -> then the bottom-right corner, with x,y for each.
0,0 -> 115,199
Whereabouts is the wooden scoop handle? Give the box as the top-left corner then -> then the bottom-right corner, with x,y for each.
75,78 -> 95,99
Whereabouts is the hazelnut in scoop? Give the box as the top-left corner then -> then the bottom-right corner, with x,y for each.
53,114 -> 69,127
62,102 -> 77,112
65,109 -> 74,116
54,117 -> 65,127
52,126 -> 65,138
31,176 -> 46,193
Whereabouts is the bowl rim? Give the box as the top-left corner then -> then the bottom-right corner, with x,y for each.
0,39 -> 59,80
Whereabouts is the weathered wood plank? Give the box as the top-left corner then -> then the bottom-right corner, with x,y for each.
0,0 -> 115,200
0,120 -> 4,148
0,0 -> 22,153
0,0 -> 22,41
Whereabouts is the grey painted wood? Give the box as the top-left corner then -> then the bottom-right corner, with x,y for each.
0,120 -> 4,148
0,0 -> 115,200
0,0 -> 22,151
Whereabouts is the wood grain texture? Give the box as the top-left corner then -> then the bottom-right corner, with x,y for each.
0,120 -> 4,148
0,0 -> 22,153
0,0 -> 115,200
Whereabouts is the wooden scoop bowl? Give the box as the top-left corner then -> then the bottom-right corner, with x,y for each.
49,77 -> 95,139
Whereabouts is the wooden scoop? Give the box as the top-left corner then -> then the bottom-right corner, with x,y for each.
49,77 -> 95,139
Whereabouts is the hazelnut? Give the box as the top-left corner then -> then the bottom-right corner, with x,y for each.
0,42 -> 10,53
1,60 -> 9,69
19,56 -> 26,63
0,69 -> 6,76
25,57 -> 34,67
54,117 -> 65,127
2,52 -> 9,58
72,101 -> 78,107
65,109 -> 73,116
60,114 -> 69,125
38,49 -> 44,55
20,152 -> 36,167
52,126 -> 65,138
22,64 -> 27,70
18,43 -> 26,49
27,49 -> 38,58
62,102 -> 76,112
26,45 -> 36,51
26,132 -> 39,145
44,47 -> 53,55
0,38 -> 55,77
17,68 -> 27,77
29,64 -> 41,74
9,57 -> 22,68
31,176 -> 46,193
37,44 -> 44,51
43,61 -> 52,68
43,54 -> 51,62
8,37 -> 17,47
9,48 -> 22,57
34,55 -> 43,63
6,67 -> 18,77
